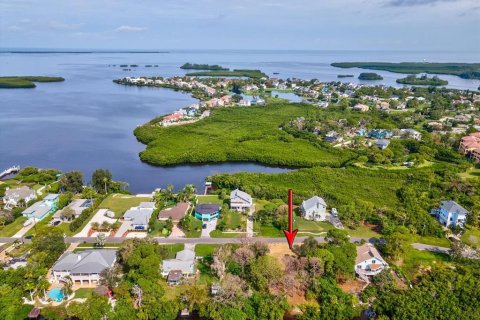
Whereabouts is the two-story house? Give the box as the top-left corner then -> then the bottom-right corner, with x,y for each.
300,196 -> 327,221
431,200 -> 468,228
3,186 -> 36,209
355,243 -> 388,277
230,189 -> 253,212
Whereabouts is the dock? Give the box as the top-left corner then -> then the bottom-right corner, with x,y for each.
0,166 -> 21,179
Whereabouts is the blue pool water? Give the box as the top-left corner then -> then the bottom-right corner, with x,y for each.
48,288 -> 65,302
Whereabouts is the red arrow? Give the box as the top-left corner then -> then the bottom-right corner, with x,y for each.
283,189 -> 298,249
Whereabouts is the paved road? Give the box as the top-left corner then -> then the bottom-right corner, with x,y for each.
0,236 -> 451,254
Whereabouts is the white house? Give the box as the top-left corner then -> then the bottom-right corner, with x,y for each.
123,202 -> 156,230
230,189 -> 253,212
162,249 -> 195,277
431,200 -> 468,228
355,243 -> 388,276
3,186 -> 36,209
300,196 -> 327,221
51,249 -> 117,285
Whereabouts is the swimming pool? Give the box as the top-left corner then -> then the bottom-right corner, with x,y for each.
48,288 -> 65,302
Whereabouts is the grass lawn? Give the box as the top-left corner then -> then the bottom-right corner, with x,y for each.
6,243 -> 32,257
182,216 -> 203,238
159,243 -> 185,259
346,225 -> 382,238
55,222 -> 76,236
414,235 -> 451,247
223,211 -> 244,230
400,247 -> 451,280
195,244 -> 220,257
74,288 -> 93,299
98,194 -> 151,218
459,167 -> 480,180
25,212 -> 56,236
196,195 -> 226,205
254,223 -> 283,237
294,218 -> 334,234
461,226 -> 480,248
209,230 -> 246,238
0,216 -> 27,237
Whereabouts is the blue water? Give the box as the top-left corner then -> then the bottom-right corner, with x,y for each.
0,50 -> 478,192
48,288 -> 65,301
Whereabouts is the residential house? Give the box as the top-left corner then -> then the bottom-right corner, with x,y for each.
230,189 -> 253,212
162,113 -> 183,125
300,196 -> 327,221
431,200 -> 468,228
352,104 -> 369,112
51,249 -> 117,285
158,202 -> 189,222
162,249 -> 195,277
355,243 -> 388,276
167,270 -> 183,285
53,199 -> 93,221
325,131 -> 343,144
368,129 -> 393,139
238,99 -> 251,107
376,139 -> 390,150
317,101 -> 329,108
22,194 -> 59,222
194,204 -> 221,222
400,129 -> 422,141
251,97 -> 265,105
459,132 -> 480,162
123,202 -> 156,230
3,186 -> 36,209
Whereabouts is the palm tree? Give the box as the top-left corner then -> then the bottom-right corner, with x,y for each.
63,276 -> 73,297
37,276 -> 50,301
103,177 -> 109,194
96,233 -> 106,247
91,221 -> 100,230
101,221 -> 111,231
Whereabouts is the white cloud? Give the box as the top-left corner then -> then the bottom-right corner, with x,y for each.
114,25 -> 147,32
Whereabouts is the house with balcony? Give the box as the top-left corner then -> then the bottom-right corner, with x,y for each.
22,194 -> 59,222
3,186 -> 36,209
194,204 -> 221,222
355,243 -> 388,277
230,189 -> 253,212
431,200 -> 468,228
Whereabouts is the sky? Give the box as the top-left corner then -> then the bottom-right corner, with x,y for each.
0,0 -> 479,51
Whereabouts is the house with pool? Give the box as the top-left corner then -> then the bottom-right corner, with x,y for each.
194,203 -> 221,222
22,193 -> 59,222
51,249 -> 117,285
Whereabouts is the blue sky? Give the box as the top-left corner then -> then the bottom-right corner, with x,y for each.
0,0 -> 479,51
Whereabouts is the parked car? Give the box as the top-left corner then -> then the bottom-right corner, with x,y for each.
202,223 -> 207,229
24,235 -> 34,240
331,208 -> 338,217
52,220 -> 61,226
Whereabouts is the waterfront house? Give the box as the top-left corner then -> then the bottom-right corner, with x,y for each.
376,139 -> 390,150
123,202 -> 156,230
355,243 -> 388,277
53,198 -> 92,221
51,249 -> 117,285
158,202 -> 189,222
368,129 -> 393,139
162,249 -> 195,277
22,194 -> 59,222
3,186 -> 36,209
230,189 -> 253,212
300,196 -> 327,221
162,113 -> 183,125
431,200 -> 468,228
194,204 -> 221,222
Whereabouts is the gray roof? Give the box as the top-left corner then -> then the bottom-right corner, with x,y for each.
52,249 -> 117,274
44,194 -> 59,201
22,202 -> 51,219
54,199 -> 90,218
176,249 -> 195,261
376,139 -> 390,147
162,249 -> 196,274
440,200 -> 468,215
195,204 -> 221,214
301,196 -> 327,211
4,186 -> 35,201
123,208 -> 154,225
230,189 -> 252,204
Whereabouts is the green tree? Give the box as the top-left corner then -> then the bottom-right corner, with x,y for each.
92,169 -> 113,194
59,171 -> 84,193
250,255 -> 283,291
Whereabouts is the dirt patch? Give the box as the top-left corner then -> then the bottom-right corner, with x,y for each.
338,279 -> 368,295
268,243 -> 296,269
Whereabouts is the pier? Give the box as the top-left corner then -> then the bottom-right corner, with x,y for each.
0,165 -> 21,179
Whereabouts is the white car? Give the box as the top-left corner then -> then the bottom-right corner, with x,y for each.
23,218 -> 34,227
331,208 -> 338,217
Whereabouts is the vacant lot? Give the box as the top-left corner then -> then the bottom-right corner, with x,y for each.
98,194 -> 151,218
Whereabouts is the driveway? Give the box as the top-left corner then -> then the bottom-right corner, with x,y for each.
327,213 -> 344,229
201,219 -> 217,238
12,221 -> 36,238
74,209 -> 117,237
246,205 -> 255,238
115,221 -> 132,238
169,224 -> 186,238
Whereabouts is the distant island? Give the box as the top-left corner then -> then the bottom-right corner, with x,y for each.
337,74 -> 354,78
180,63 -> 228,71
396,74 -> 448,86
186,69 -> 267,78
331,62 -> 480,80
358,72 -> 383,80
0,76 -> 64,89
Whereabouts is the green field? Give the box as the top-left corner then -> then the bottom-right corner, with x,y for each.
401,247 -> 451,280
295,219 -> 334,235
98,194 -> 151,218
74,288 -> 93,299
194,244 -> 220,257
461,227 -> 480,248
185,69 -> 267,78
0,216 -> 27,237
331,62 -> 480,79
196,195 -> 226,205
0,76 -> 64,88
134,103 -> 354,167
